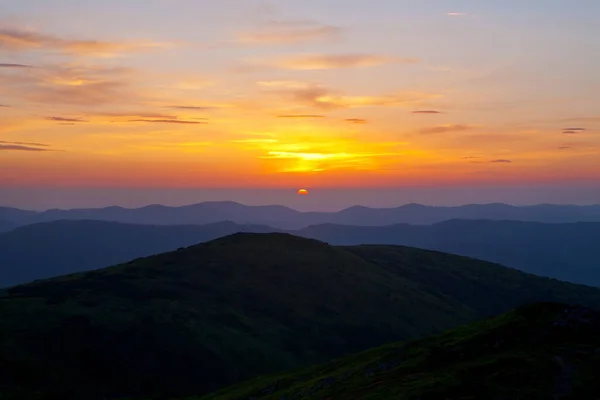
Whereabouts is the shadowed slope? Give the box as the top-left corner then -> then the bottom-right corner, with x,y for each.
199,302 -> 600,400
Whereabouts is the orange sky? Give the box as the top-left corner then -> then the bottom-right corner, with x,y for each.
1,0 -> 599,191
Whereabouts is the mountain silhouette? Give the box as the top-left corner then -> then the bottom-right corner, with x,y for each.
2,202 -> 600,230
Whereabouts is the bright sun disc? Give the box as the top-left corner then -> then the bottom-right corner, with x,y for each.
297,189 -> 309,195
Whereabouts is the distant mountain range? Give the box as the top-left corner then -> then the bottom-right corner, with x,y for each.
299,219 -> 600,287
2,201 -> 600,230
2,233 -> 600,399
1,219 -> 599,288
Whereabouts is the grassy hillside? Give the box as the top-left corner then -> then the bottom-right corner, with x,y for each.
199,302 -> 600,400
1,233 -> 600,399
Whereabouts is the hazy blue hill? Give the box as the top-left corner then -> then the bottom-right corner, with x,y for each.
2,219 -> 599,288
3,202 -> 600,230
327,203 -> 600,226
0,207 -> 37,225
2,233 -> 600,399
5,202 -> 325,229
298,220 -> 600,287
0,220 -> 277,287
199,302 -> 600,400
0,219 -> 15,233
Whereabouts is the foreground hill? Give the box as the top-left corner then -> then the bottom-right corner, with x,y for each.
2,219 -> 599,287
200,302 -> 600,400
1,233 -> 600,399
3,202 -> 600,230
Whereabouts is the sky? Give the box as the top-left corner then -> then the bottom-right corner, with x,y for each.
1,0 -> 599,210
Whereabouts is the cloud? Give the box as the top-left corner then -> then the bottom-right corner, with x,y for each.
236,20 -> 342,44
257,80 -> 309,89
0,141 -> 55,152
447,12 -> 467,16
0,63 -> 33,68
247,53 -> 416,70
0,27 -> 171,57
2,64 -> 140,106
88,111 -> 214,124
412,110 -> 442,114
45,116 -> 87,123
128,119 -> 207,124
0,144 -> 52,151
0,104 -> 9,107
277,114 -> 325,119
101,112 -> 178,119
562,127 -> 589,134
345,118 -> 367,124
0,140 -> 50,147
558,146 -> 571,150
420,124 -> 478,134
467,158 -> 513,164
265,83 -> 440,110
32,80 -> 130,106
168,105 -> 217,111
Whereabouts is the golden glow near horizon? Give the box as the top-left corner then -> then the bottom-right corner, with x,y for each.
1,1 -> 599,189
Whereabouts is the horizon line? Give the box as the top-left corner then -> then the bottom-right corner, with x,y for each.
3,200 -> 600,213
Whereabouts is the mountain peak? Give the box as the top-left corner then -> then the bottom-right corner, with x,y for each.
402,202 -> 428,208
206,231 -> 330,248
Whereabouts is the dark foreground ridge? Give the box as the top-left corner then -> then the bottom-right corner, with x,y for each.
200,302 -> 600,400
1,233 -> 600,399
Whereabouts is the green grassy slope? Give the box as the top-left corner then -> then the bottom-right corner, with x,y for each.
199,302 -> 600,400
1,233 -> 600,399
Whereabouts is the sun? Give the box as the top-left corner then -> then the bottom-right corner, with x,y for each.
297,189 -> 309,195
